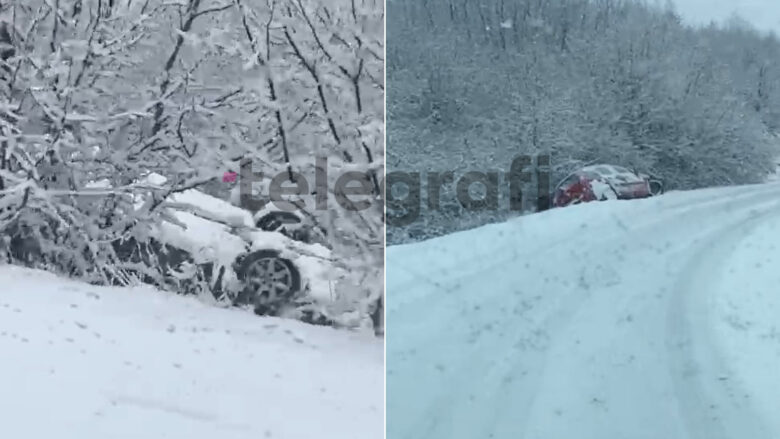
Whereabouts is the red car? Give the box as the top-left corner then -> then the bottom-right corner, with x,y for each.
552,164 -> 662,208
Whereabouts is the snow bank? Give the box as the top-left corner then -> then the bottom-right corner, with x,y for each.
0,265 -> 383,439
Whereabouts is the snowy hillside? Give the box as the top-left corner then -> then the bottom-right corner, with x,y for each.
387,183 -> 780,439
0,266 -> 383,439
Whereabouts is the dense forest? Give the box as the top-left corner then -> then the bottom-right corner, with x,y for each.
387,0 -> 780,244
0,0 -> 384,321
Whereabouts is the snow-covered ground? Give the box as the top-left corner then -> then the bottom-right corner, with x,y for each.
0,266 -> 383,439
387,182 -> 780,439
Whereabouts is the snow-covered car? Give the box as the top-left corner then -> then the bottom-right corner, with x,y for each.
4,171 -> 372,328
552,164 -> 663,208
111,176 -> 351,325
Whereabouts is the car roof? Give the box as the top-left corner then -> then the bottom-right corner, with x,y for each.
580,164 -> 632,175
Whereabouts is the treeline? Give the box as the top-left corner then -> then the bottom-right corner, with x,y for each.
387,0 -> 780,244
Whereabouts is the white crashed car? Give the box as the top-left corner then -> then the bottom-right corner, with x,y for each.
110,176 -> 351,325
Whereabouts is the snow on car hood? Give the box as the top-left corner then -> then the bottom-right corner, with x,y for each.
168,188 -> 255,229
590,180 -> 617,199
133,173 -> 341,301
156,206 -> 336,296
581,165 -> 645,185
164,188 -> 332,260
163,195 -> 338,301
84,173 -> 342,304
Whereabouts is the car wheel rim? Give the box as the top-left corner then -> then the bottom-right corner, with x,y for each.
245,257 -> 294,302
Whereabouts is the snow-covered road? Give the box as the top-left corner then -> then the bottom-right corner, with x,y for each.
0,267 -> 383,439
387,183 -> 780,439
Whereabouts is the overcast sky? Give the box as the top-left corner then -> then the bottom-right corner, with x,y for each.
667,0 -> 780,34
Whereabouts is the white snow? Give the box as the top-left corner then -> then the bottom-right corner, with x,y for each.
155,198 -> 341,303
387,182 -> 780,439
168,188 -> 255,229
589,179 -> 616,200
0,265 -> 383,439
132,174 -> 343,305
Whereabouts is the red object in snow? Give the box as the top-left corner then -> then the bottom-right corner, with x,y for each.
552,164 -> 655,208
222,171 -> 237,183
553,175 -> 597,207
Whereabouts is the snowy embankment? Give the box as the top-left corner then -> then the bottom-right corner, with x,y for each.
0,266 -> 383,439
387,182 -> 780,439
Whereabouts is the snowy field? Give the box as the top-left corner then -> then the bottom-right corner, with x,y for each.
387,182 -> 780,439
0,266 -> 383,439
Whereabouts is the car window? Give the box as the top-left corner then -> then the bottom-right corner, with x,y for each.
558,173 -> 580,188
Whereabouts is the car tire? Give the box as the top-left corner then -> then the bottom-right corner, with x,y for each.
235,250 -> 302,315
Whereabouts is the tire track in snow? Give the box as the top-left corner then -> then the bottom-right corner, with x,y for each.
389,183 -> 780,362
666,200 -> 780,439
471,192 -> 780,439
388,184 -> 780,439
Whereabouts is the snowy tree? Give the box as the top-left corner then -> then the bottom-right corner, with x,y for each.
387,0 -> 779,244
0,0 -> 384,328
